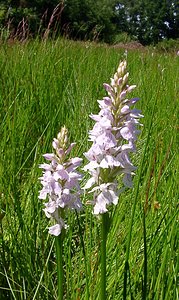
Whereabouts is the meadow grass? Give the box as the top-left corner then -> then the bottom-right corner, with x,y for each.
0,38 -> 178,299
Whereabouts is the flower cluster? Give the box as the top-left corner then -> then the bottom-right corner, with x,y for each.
83,60 -> 143,214
38,126 -> 83,236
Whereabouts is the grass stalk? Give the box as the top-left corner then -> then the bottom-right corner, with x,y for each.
55,235 -> 64,300
142,209 -> 147,299
75,211 -> 90,300
100,213 -> 109,300
123,196 -> 137,300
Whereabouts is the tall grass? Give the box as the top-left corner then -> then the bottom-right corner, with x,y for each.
0,38 -> 178,299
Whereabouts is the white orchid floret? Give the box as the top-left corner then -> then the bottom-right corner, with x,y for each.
90,183 -> 119,215
49,220 -> 68,236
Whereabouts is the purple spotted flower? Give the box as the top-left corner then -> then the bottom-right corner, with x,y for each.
39,126 -> 83,236
83,60 -> 143,214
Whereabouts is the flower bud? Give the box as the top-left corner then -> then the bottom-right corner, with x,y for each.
123,72 -> 129,85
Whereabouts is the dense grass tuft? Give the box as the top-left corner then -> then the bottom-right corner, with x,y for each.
0,38 -> 178,299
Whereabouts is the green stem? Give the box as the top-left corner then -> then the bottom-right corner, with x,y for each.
55,234 -> 64,300
75,211 -> 90,300
123,196 -> 137,300
101,213 -> 108,300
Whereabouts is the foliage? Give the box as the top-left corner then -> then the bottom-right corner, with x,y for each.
0,0 -> 178,44
61,0 -> 117,43
115,0 -> 179,45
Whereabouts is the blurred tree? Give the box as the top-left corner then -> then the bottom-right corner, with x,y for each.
0,0 -> 178,44
61,0 -> 117,42
115,0 -> 179,44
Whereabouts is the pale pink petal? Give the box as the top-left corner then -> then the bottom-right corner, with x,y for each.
49,224 -> 62,236
83,177 -> 96,189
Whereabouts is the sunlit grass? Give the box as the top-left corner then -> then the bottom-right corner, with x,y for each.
0,38 -> 178,299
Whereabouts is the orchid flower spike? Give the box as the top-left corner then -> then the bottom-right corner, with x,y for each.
38,126 -> 83,236
83,60 -> 143,215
